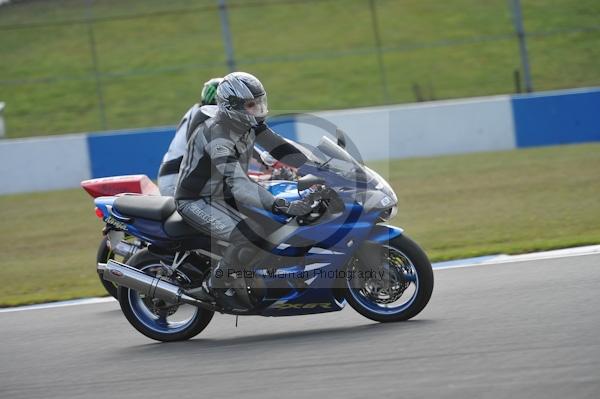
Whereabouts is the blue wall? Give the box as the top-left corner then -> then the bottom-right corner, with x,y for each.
86,116 -> 297,179
512,88 -> 600,148
267,117 -> 297,142
87,127 -> 175,179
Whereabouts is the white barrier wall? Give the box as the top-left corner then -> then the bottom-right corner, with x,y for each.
0,134 -> 91,195
296,95 -> 516,161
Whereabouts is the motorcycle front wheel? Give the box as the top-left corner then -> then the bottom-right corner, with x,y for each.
118,249 -> 214,342
344,234 -> 433,322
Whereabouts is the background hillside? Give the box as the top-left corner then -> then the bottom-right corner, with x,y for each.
1,0 -> 599,137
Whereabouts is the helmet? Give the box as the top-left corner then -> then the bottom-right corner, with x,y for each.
216,72 -> 268,126
201,77 -> 223,105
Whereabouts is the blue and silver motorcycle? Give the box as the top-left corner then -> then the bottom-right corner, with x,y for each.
95,135 -> 433,342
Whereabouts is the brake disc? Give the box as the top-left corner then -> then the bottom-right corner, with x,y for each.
362,255 -> 410,304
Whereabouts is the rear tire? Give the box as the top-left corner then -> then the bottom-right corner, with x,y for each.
345,234 -> 433,322
118,249 -> 214,342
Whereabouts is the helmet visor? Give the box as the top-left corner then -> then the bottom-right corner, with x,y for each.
244,94 -> 268,118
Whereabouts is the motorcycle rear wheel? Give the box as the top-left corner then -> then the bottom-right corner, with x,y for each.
344,234 -> 433,322
118,249 -> 214,342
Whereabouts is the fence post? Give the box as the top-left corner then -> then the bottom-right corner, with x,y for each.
218,0 -> 236,72
509,0 -> 533,92
0,102 -> 5,138
368,0 -> 390,103
85,0 -> 108,130
513,69 -> 522,93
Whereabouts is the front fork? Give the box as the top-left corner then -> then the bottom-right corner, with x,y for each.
355,224 -> 404,265
352,224 -> 412,289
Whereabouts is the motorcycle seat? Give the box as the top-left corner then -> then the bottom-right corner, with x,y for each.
113,195 -> 176,221
163,211 -> 199,238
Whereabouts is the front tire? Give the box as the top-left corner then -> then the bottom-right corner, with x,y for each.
345,234 -> 433,322
118,249 -> 214,342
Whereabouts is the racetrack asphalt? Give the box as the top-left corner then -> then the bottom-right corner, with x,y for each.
1,254 -> 599,399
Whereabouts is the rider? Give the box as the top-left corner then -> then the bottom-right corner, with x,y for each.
157,77 -> 222,196
174,72 -> 311,309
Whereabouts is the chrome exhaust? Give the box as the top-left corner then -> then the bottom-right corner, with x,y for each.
111,240 -> 140,260
106,230 -> 140,260
97,260 -> 215,311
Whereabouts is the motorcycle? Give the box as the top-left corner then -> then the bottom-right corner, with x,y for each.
93,135 -> 434,342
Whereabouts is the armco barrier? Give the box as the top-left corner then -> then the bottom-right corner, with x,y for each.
0,87 -> 598,195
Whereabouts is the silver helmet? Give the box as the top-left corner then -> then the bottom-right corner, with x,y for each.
216,72 -> 268,126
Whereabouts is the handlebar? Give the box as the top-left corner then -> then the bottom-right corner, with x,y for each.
301,185 -> 333,207
297,185 -> 344,224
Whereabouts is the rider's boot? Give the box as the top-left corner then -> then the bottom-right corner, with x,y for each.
187,277 -> 216,304
215,261 -> 254,311
190,261 -> 252,311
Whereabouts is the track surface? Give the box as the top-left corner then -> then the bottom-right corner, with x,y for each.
1,254 -> 599,399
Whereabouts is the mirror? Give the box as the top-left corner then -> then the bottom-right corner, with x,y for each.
336,128 -> 347,149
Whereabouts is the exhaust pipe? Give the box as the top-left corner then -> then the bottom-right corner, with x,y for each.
98,260 -> 215,311
105,230 -> 140,260
111,240 -> 140,260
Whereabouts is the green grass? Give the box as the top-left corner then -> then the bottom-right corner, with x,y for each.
377,143 -> 600,260
1,143 -> 599,307
0,0 -> 599,137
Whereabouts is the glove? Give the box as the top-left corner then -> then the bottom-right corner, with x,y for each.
271,167 -> 296,181
272,197 -> 313,216
253,121 -> 268,135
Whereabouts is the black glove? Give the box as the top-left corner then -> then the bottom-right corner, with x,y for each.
271,167 -> 296,181
272,197 -> 313,216
253,121 -> 268,135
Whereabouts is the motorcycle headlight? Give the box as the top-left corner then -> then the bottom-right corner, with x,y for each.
378,204 -> 398,222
